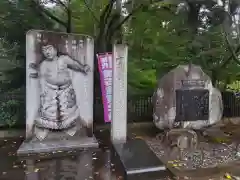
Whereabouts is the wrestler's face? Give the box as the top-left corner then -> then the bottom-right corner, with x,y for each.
42,45 -> 57,59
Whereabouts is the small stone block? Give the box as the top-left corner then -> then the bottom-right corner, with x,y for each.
25,172 -> 39,180
17,136 -> 98,156
112,139 -> 168,180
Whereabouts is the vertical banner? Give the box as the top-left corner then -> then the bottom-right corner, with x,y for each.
97,53 -> 113,123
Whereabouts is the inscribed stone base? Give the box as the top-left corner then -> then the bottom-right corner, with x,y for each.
111,139 -> 170,180
17,136 -> 98,155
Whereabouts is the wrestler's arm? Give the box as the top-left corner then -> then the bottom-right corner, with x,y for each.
64,55 -> 90,74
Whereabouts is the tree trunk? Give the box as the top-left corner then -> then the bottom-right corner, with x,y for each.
66,8 -> 72,33
211,69 -> 217,87
115,0 -> 123,43
93,35 -> 112,125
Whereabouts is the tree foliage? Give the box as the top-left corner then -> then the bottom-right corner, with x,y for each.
1,0 -> 240,125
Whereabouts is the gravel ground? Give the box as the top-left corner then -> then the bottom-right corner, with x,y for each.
145,135 -> 240,180
146,138 -> 240,169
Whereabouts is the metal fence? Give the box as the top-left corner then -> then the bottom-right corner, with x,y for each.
222,91 -> 240,117
1,91 -> 240,127
94,95 -> 153,124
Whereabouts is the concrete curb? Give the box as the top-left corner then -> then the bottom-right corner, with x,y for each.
95,122 -> 155,130
0,122 -> 155,138
0,129 -> 25,138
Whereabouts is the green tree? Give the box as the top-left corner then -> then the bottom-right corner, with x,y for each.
0,0 -> 54,126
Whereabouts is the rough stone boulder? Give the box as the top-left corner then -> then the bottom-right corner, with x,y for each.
153,64 -> 223,130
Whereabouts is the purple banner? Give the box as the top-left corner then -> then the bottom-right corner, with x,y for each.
97,53 -> 113,123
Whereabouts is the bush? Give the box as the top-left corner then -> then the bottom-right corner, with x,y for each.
0,98 -> 24,127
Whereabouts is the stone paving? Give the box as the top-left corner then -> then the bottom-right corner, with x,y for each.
0,136 -> 121,180
1,123 -> 240,180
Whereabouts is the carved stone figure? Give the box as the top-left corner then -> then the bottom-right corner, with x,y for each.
153,64 -> 223,130
29,43 -> 90,140
17,30 -> 98,155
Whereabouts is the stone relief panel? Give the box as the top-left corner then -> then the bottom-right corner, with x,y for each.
26,30 -> 94,140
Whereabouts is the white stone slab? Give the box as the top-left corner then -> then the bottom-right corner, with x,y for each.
25,30 -> 94,139
18,30 -> 97,154
111,44 -> 128,143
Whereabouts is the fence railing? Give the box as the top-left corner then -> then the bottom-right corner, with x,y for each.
94,95 -> 153,124
222,91 -> 240,117
1,91 -> 240,127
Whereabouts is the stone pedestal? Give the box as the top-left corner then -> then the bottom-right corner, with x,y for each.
18,136 -> 98,155
111,139 -> 168,180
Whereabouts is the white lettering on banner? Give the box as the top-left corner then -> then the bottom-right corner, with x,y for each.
106,94 -> 112,102
106,86 -> 112,95
103,70 -> 112,78
101,56 -> 109,69
104,77 -> 112,87
97,53 -> 113,123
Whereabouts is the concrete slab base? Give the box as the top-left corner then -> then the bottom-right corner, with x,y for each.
17,136 -> 98,155
111,139 -> 171,180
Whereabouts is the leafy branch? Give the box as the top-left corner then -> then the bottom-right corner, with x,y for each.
83,0 -> 99,23
31,0 -> 67,27
223,25 -> 240,66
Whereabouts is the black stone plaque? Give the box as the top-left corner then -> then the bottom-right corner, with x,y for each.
175,89 -> 209,122
111,139 -> 170,180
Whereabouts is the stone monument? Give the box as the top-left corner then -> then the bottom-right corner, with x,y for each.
111,44 -> 128,143
17,30 -> 98,155
153,64 -> 223,130
111,45 -> 167,179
